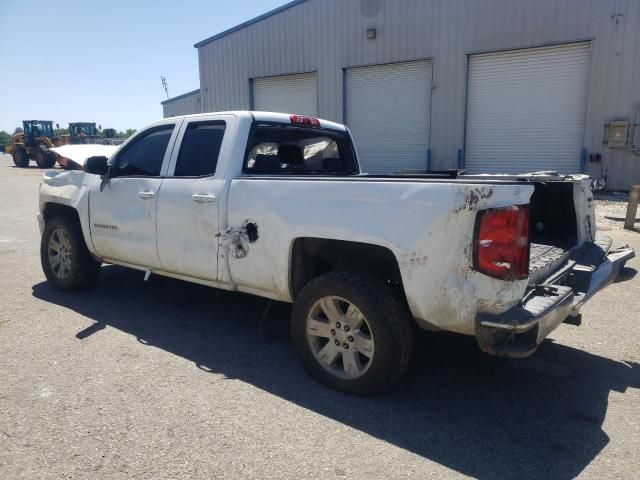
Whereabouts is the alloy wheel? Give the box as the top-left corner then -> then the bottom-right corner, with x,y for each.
306,296 -> 375,380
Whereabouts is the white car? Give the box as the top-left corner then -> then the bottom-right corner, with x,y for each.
38,111 -> 634,394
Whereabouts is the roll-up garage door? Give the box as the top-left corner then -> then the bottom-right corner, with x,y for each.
464,43 -> 591,174
253,72 -> 318,117
346,60 -> 432,174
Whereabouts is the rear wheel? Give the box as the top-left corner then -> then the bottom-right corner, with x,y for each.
41,216 -> 101,291
35,150 -> 56,169
12,149 -> 29,168
291,271 -> 414,395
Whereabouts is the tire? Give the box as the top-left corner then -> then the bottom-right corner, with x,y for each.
12,149 -> 29,168
40,215 -> 101,291
35,150 -> 56,169
291,271 -> 414,395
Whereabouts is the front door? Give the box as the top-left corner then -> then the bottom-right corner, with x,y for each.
90,122 -> 179,268
156,117 -> 229,281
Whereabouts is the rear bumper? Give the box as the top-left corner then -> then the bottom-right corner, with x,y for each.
476,237 -> 634,358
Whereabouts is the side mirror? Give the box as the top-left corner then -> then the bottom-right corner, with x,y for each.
85,156 -> 109,175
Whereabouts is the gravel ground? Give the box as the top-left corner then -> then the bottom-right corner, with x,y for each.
595,193 -> 639,232
0,156 -> 639,479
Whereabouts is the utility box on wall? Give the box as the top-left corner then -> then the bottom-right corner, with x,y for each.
606,120 -> 630,148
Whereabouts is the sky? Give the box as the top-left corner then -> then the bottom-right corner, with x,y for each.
0,0 -> 291,133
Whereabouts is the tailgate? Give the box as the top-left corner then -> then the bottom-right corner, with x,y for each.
525,176 -> 595,283
477,234 -> 634,357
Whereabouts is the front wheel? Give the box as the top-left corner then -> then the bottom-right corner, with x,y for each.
41,216 -> 101,291
12,149 -> 29,168
291,271 -> 414,395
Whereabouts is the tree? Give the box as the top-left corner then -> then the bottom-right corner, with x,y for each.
54,128 -> 69,136
13,127 -> 23,135
116,129 -> 137,139
0,131 -> 10,152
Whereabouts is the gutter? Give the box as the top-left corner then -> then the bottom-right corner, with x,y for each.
161,89 -> 201,105
194,0 -> 308,48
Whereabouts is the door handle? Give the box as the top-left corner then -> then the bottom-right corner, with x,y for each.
138,191 -> 155,200
192,194 -> 217,203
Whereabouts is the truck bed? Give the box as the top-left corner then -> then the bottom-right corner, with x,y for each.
529,243 -> 570,283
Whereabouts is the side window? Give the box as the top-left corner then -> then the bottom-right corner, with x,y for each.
173,121 -> 226,177
113,125 -> 174,177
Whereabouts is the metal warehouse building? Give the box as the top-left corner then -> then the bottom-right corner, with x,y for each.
162,0 -> 640,190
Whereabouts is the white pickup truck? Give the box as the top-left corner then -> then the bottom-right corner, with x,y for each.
38,111 -> 634,394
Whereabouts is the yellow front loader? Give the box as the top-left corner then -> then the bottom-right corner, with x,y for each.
6,120 -> 67,168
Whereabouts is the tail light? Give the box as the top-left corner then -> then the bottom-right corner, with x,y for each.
474,205 -> 530,280
290,115 -> 321,127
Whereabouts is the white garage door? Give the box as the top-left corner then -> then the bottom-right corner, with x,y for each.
346,60 -> 432,174
464,43 -> 591,174
253,72 -> 318,117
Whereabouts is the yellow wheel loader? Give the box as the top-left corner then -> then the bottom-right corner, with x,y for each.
5,120 -> 66,168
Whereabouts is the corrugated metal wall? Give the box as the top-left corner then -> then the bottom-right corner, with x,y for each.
196,0 -> 640,190
162,89 -> 202,118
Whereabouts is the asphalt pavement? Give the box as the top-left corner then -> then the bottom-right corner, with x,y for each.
0,156 -> 638,479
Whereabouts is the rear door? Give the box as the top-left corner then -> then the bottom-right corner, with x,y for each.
156,114 -> 232,281
89,121 -> 180,268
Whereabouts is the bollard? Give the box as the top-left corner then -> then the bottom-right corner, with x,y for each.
625,184 -> 640,230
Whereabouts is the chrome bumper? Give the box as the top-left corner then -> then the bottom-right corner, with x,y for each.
476,238 -> 635,358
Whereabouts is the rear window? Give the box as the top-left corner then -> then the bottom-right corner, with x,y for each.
243,123 -> 358,175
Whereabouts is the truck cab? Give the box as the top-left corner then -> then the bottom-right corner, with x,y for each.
69,122 -> 99,144
24,120 -> 55,144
